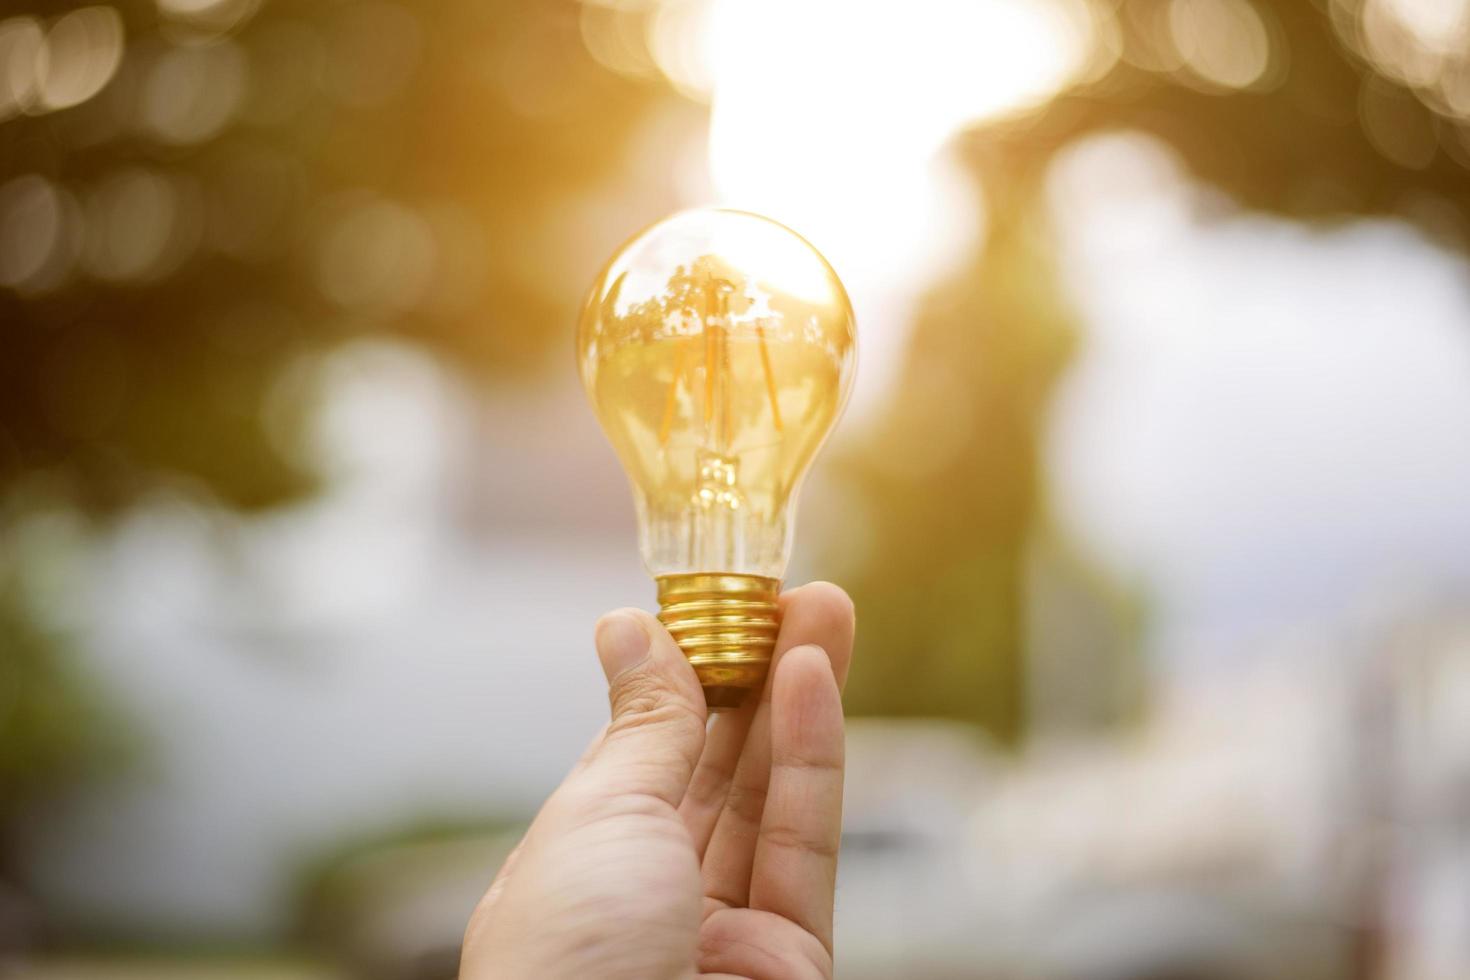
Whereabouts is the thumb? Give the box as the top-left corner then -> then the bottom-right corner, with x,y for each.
585,609 -> 708,807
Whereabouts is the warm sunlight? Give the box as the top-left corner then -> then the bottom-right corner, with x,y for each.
642,0 -> 1095,414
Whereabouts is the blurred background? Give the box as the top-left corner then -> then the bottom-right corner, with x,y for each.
3,0 -> 1470,977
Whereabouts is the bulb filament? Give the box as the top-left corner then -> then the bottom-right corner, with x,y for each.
657,264 -> 784,450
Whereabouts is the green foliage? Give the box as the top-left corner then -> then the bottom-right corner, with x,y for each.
0,0 -> 661,515
0,560 -> 125,825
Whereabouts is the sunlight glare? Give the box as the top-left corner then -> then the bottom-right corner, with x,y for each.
653,0 -> 1091,417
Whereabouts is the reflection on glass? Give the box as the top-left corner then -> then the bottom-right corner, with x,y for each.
578,208 -> 856,578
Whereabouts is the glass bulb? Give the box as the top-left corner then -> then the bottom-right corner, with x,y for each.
578,208 -> 856,708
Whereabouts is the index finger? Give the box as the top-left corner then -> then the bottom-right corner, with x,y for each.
682,582 -> 854,860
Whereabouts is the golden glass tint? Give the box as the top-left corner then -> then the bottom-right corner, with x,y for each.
578,209 -> 856,707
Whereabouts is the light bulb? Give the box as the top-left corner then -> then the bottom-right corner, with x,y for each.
578,209 -> 857,709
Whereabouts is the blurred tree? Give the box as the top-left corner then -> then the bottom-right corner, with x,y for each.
1,0 -> 659,512
837,181 -> 1075,736
0,0 -> 665,887
0,553 -> 125,836
840,0 -> 1470,740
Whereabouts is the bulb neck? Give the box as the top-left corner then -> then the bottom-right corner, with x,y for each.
656,573 -> 781,711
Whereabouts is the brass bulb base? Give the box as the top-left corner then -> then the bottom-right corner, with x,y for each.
656,573 -> 781,711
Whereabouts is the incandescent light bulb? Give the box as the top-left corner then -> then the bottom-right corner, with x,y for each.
577,209 -> 857,709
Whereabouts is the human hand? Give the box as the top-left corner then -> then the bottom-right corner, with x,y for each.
460,583 -> 855,980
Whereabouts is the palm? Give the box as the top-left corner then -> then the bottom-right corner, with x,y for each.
695,906 -> 833,980
462,583 -> 854,980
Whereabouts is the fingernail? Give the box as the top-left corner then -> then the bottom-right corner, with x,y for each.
595,612 -> 650,682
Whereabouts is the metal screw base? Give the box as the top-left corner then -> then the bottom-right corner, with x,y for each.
656,572 -> 781,711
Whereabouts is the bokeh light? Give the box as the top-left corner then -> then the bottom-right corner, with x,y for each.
1168,0 -> 1274,91
0,174 -> 78,292
314,193 -> 438,314
79,167 -> 203,282
0,17 -> 47,119
140,40 -> 249,144
36,6 -> 125,112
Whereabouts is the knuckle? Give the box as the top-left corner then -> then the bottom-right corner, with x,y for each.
608,669 -> 702,736
609,667 -> 667,718
762,821 -> 841,860
685,757 -> 738,808
776,751 -> 843,775
723,779 -> 769,824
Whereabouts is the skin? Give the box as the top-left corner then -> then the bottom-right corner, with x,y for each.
461,582 -> 855,980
